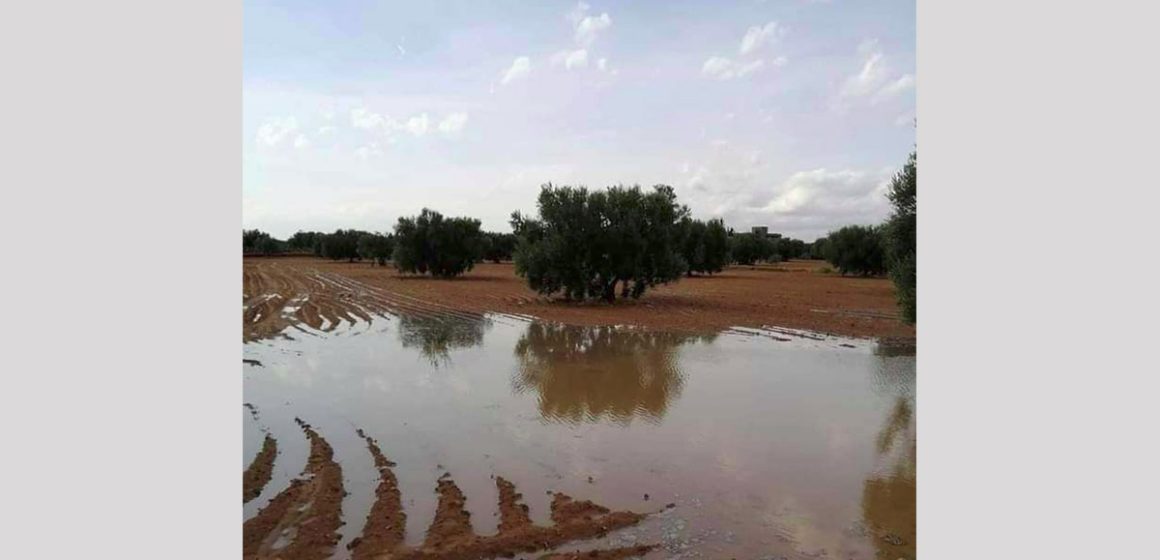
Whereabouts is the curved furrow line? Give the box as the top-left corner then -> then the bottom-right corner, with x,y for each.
243,433 -> 277,504
348,429 -> 406,560
318,272 -> 487,324
385,476 -> 650,560
242,418 -> 344,560
536,546 -> 657,560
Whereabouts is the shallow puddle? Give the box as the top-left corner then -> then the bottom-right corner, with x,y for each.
244,313 -> 915,559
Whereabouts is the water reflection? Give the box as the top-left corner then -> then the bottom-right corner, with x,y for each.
512,322 -> 716,424
396,314 -> 490,367
862,357 -> 917,559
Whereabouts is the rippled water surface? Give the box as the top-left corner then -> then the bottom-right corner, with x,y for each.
243,313 -> 915,559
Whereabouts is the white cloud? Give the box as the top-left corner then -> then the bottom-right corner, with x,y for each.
293,134 -> 309,149
256,116 -> 298,147
596,58 -> 608,72
739,21 -> 782,55
351,107 -> 387,130
354,143 -> 382,160
751,168 -> 894,237
552,49 -> 589,70
501,56 -> 531,85
317,125 -> 336,136
574,12 -> 611,47
405,113 -> 429,136
567,2 -> 591,26
437,112 -> 469,135
878,74 -> 915,98
702,57 -> 765,80
840,41 -> 914,104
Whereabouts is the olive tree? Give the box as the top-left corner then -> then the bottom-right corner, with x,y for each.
357,233 -> 394,266
320,229 -> 365,262
392,208 -> 484,277
824,225 -> 886,276
511,184 -> 690,302
729,233 -> 775,265
884,151 -> 916,323
680,218 -> 730,275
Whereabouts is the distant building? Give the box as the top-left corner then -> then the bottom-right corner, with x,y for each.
751,226 -> 768,237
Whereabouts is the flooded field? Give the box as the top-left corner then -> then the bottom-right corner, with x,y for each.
243,311 -> 915,559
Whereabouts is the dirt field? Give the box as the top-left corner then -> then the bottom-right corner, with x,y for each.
243,256 -> 914,342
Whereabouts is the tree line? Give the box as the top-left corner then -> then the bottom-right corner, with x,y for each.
242,149 -> 915,321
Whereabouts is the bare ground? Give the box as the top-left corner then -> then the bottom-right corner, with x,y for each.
243,257 -> 914,342
246,421 -> 654,559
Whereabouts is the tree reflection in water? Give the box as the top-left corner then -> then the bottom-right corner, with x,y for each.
512,322 -> 716,424
861,357 -> 916,559
397,313 -> 490,367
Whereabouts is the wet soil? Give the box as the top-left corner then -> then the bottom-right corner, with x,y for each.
243,433 -> 277,504
249,420 -> 654,559
243,419 -> 345,560
345,430 -> 651,559
244,257 -> 914,341
348,429 -> 405,559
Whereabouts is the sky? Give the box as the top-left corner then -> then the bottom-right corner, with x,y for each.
243,0 -> 915,242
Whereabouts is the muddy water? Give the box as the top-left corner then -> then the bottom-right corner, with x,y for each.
243,314 -> 915,559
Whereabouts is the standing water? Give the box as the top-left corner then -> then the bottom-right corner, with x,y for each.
243,312 -> 915,559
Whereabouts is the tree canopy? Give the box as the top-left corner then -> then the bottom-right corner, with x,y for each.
824,225 -> 886,276
680,218 -> 730,275
511,184 -> 690,302
319,229 -> 366,261
392,208 -> 484,277
482,232 -> 517,263
884,151 -> 916,322
357,233 -> 394,266
729,232 -> 775,265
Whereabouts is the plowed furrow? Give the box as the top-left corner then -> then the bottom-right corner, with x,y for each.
242,418 -> 344,560
243,433 -> 277,504
349,429 -> 406,560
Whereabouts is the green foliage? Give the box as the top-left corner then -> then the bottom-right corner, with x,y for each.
357,233 -> 394,266
392,208 -> 484,278
287,231 -> 322,253
809,237 -> 830,260
243,229 -> 286,255
482,232 -> 517,263
320,229 -> 365,261
729,233 -> 775,265
884,151 -> 917,323
824,225 -> 886,276
679,217 -> 730,275
774,237 -> 809,260
511,184 -> 690,302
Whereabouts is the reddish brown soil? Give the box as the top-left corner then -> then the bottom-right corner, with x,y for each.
349,429 -> 406,560
244,257 -> 913,341
496,476 -> 533,532
242,419 -> 344,560
243,433 -> 277,504
537,546 -> 656,560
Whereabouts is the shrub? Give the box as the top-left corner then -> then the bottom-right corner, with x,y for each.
511,184 -> 690,302
393,208 -> 484,278
824,225 -> 886,276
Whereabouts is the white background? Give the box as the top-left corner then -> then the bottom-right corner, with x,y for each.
1,1 -> 1158,558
